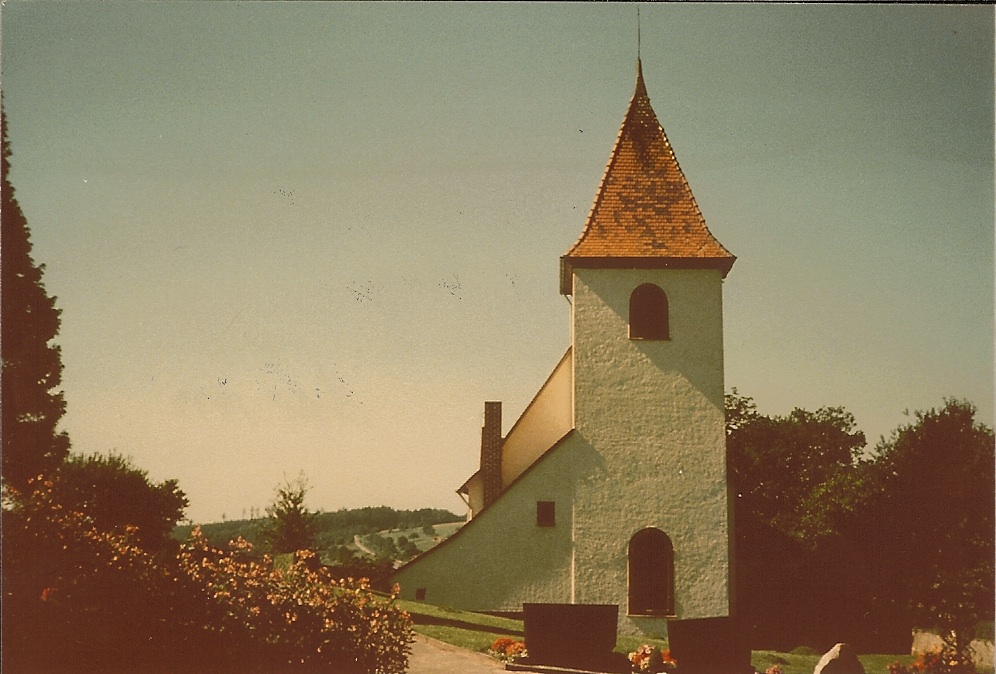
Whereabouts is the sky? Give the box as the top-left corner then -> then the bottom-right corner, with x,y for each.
2,2 -> 992,524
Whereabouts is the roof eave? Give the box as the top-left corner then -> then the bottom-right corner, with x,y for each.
560,254 -> 736,295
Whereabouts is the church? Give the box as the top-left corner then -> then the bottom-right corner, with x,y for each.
391,59 -> 736,640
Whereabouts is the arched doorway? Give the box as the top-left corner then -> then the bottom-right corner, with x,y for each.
628,528 -> 675,615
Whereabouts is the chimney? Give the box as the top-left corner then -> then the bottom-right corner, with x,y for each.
480,401 -> 503,508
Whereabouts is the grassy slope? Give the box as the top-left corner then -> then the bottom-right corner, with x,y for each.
374,521 -> 465,552
398,599 -> 920,674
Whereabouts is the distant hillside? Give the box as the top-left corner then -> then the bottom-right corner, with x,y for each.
357,520 -> 466,565
172,506 -> 464,552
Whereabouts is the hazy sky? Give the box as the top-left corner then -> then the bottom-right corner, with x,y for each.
3,3 -> 992,523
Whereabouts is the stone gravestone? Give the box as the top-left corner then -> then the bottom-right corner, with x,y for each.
521,603 -> 619,670
813,643 -> 865,674
667,616 -> 753,674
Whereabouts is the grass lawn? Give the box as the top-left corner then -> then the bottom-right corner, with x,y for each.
397,598 -> 923,674
752,649 -> 918,674
396,598 -> 525,653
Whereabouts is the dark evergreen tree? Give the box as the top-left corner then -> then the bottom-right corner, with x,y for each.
1,105 -> 70,492
261,473 -> 317,554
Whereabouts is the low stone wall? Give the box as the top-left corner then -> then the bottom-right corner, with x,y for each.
911,630 -> 994,669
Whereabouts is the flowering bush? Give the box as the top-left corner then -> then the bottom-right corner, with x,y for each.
888,648 -> 975,674
178,527 -> 413,673
629,644 -> 678,672
765,665 -> 785,674
2,478 -> 414,674
489,636 -> 528,662
2,478 -> 202,672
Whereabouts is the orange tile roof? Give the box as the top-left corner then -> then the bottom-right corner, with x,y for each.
561,60 -> 735,294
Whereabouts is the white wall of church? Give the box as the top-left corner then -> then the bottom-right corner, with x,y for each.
392,265 -> 731,638
570,267 -> 731,634
501,348 -> 573,488
392,434 -> 578,611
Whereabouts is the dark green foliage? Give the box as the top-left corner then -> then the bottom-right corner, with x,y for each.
321,546 -> 395,589
260,474 -> 318,554
857,400 -> 995,644
312,506 -> 463,548
727,391 -> 866,541
727,392 -> 884,650
1,106 -> 70,492
174,517 -> 269,549
1,479 -> 213,674
51,452 -> 188,550
362,532 -> 399,561
727,392 -> 994,653
396,535 -> 420,560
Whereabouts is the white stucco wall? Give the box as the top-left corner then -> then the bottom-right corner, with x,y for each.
392,433 -> 578,611
501,348 -> 573,488
570,267 -> 731,635
391,266 -> 731,640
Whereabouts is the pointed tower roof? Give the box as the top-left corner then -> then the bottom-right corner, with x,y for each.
560,60 -> 735,295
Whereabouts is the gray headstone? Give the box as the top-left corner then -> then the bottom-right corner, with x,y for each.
814,643 -> 865,674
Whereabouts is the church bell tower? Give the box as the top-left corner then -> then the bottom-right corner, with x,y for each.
561,59 -> 737,638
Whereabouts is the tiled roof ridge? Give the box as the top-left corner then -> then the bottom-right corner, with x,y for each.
653,105 -> 735,261
561,59 -> 735,286
565,62 -> 643,256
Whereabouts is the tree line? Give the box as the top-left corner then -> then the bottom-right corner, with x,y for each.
172,497 -> 461,557
727,390 -> 994,653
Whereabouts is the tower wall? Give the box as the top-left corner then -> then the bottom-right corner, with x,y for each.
570,267 -> 731,634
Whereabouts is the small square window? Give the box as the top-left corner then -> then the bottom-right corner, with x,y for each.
536,501 -> 556,527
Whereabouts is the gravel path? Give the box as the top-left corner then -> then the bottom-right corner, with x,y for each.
407,635 -> 507,674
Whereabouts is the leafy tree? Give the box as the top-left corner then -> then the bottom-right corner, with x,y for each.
360,532 -> 399,562
726,393 -> 866,540
51,452 -> 188,550
725,391 -> 870,648
261,473 -> 318,554
857,399 -> 994,644
1,105 -> 70,492
724,388 -> 760,436
1,478 -> 209,673
397,536 -> 420,561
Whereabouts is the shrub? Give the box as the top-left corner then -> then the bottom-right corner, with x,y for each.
3,478 -> 413,674
1,478 -> 207,673
51,451 -> 188,550
322,549 -> 395,590
179,527 -> 413,673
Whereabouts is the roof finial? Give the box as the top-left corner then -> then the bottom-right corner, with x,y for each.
637,6 -> 641,62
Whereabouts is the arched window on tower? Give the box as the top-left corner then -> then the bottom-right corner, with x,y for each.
629,284 -> 669,340
628,528 -> 675,616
